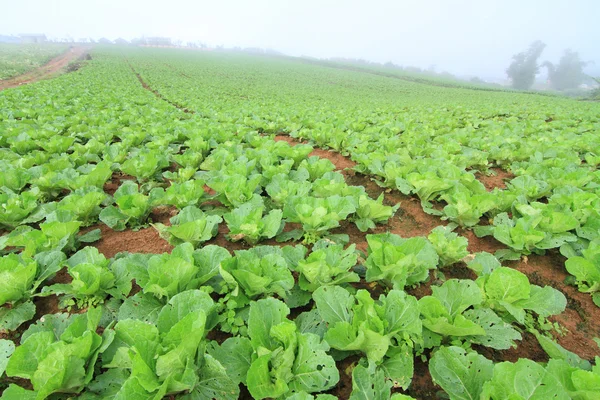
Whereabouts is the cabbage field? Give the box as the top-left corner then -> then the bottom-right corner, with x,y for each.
0,47 -> 599,399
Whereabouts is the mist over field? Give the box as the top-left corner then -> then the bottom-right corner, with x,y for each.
2,0 -> 599,80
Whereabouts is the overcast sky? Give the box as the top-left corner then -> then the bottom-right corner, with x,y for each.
2,0 -> 598,79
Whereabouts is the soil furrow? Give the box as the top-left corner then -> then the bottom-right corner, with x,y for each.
126,61 -> 195,113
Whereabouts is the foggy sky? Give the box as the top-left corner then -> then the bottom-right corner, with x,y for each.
2,0 -> 599,79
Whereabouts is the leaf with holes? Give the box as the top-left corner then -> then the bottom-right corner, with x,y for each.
429,346 -> 494,400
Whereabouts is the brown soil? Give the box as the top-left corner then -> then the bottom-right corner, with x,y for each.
404,356 -> 438,399
476,167 -> 514,191
406,277 -> 435,299
274,134 -> 358,173
273,135 -> 300,145
459,227 -> 506,254
310,147 -> 357,171
351,279 -> 388,299
507,251 -> 600,361
327,355 -> 361,399
207,223 -> 251,253
51,267 -> 73,285
0,47 -> 90,91
32,295 -> 61,324
88,207 -> 177,258
203,184 -> 217,196
353,177 -> 445,238
103,172 -> 136,196
91,224 -> 174,258
206,329 -> 233,345
475,330 -> 549,364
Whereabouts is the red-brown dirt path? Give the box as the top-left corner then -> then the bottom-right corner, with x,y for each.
0,46 -> 90,91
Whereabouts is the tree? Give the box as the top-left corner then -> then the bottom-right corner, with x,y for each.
543,49 -> 588,91
506,40 -> 546,90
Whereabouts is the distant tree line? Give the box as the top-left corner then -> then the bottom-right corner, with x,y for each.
328,57 -> 465,81
506,41 -> 591,91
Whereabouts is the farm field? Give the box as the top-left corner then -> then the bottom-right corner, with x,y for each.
0,44 -> 68,80
0,46 -> 600,399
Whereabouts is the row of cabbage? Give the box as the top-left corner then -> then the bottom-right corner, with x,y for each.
126,48 -> 600,307
4,234 -> 596,399
291,105 -> 600,307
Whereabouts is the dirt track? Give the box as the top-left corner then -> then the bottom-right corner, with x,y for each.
0,46 -> 89,91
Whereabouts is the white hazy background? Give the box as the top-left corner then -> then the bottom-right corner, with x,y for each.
1,0 -> 598,79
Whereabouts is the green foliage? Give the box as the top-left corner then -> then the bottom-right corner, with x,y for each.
154,205 -> 221,247
224,195 -> 283,244
154,179 -> 208,208
429,346 -> 494,400
478,266 -> 567,324
265,173 -> 312,206
283,195 -> 357,243
5,308 -> 107,399
42,247 -> 131,309
427,226 -> 469,267
219,247 -> 295,313
99,180 -> 162,230
565,239 -> 600,306
295,242 -> 359,291
313,286 -> 420,388
419,279 -> 522,350
96,290 -> 238,399
0,251 -> 65,331
0,253 -> 37,305
0,339 -> 15,377
243,298 -> 339,398
475,208 -> 578,256
349,360 -> 393,400
207,173 -> 262,208
480,357 -> 600,399
0,189 -> 41,229
353,194 -> 399,232
120,149 -> 169,182
298,156 -> 336,181
127,243 -> 198,300
56,188 -> 107,226
364,233 -> 438,289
